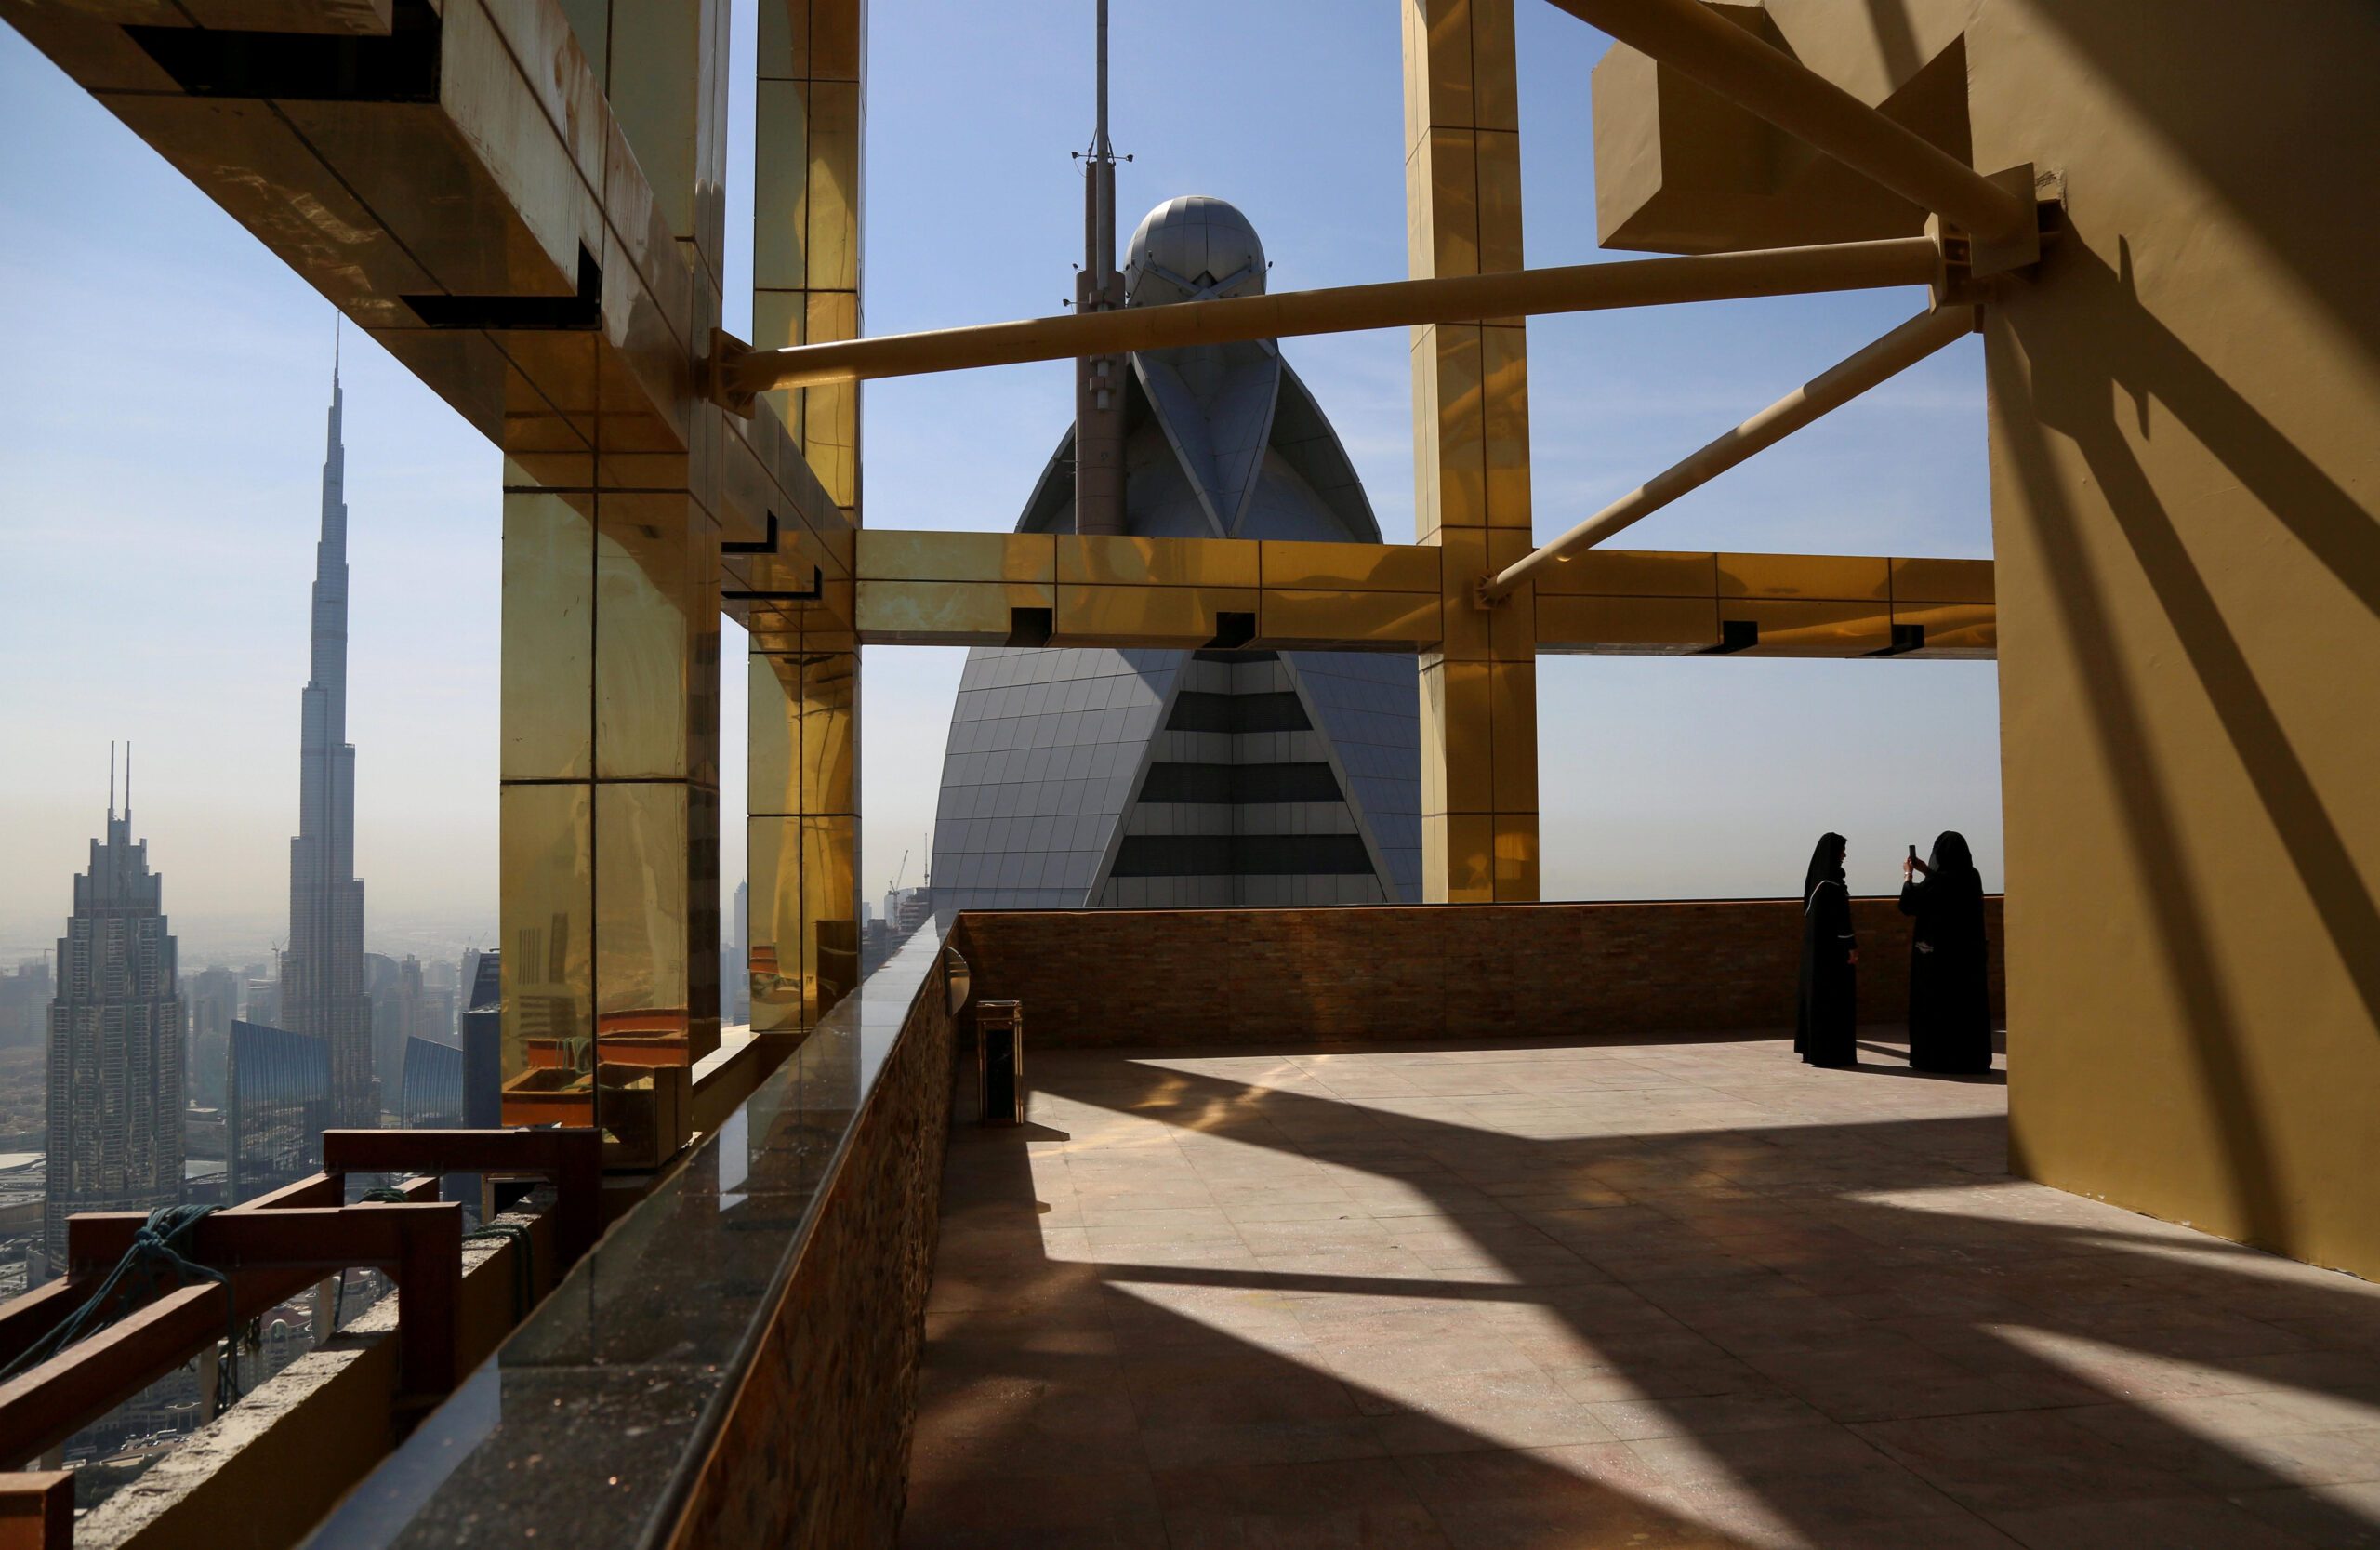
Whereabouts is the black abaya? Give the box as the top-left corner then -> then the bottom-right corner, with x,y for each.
1796,834 -> 1858,1067
1900,834 -> 1992,1073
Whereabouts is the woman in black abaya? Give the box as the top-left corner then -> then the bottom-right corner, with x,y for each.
1795,832 -> 1858,1067
1900,831 -> 1993,1073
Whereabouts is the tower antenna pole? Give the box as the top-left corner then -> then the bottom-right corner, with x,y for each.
109,741 -> 115,822
1092,0 -> 1114,293
1072,0 -> 1128,534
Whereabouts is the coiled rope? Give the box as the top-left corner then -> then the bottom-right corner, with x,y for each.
1,1204 -> 246,1416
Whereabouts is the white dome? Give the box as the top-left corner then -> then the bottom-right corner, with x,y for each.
1124,196 -> 1266,306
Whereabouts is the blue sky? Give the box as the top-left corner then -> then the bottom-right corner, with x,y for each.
0,0 -> 2000,966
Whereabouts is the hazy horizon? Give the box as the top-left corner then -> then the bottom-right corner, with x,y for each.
2,1 -> 2005,973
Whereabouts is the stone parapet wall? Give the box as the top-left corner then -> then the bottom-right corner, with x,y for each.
953,896 -> 2005,1046
666,948 -> 959,1549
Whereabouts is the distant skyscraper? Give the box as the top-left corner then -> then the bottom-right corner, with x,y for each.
724,881 -> 750,1025
45,752 -> 185,1270
184,964 -> 240,1106
226,1020 -> 330,1205
280,353 -> 375,1127
931,199 -> 1421,920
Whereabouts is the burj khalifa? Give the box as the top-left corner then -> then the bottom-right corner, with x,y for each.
281,352 -> 376,1126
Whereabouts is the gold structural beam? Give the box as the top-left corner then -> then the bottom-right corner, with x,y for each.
842,530 -> 1994,659
1542,0 -> 2031,244
1483,304 -> 1977,601
719,235 -> 1944,397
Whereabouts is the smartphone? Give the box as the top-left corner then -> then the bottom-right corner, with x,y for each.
1908,844 -> 1918,863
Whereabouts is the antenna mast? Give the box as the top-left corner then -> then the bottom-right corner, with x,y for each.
1072,0 -> 1128,535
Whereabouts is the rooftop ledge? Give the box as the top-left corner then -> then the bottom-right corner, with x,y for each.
38,896 -> 2007,1549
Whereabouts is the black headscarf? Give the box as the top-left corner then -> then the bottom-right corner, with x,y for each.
1928,830 -> 1977,882
1803,832 -> 1847,904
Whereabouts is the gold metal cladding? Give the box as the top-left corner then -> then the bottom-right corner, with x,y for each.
1056,534 -> 1262,589
500,483 -> 597,781
1542,0 -> 2030,244
1483,305 -> 1978,600
1053,585 -> 1262,645
721,237 -> 1943,396
751,0 -> 861,497
1408,0 -> 1538,905
1716,553 -> 1892,602
746,815 -> 801,1035
856,530 -> 1057,584
1531,549 -> 1716,598
1536,595 -> 1721,654
856,581 -> 1058,645
1891,555 -> 1995,603
594,781 -> 693,1037
1726,601 -> 1895,656
747,644 -> 858,1033
499,781 -> 594,1125
747,0 -> 863,1036
1889,603 -> 1996,657
1256,590 -> 1441,651
1257,539 -> 1441,593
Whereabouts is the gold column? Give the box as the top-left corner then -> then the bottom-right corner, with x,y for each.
499,455 -> 724,1139
499,0 -> 728,1148
748,644 -> 858,1029
754,0 -> 862,500
1403,0 -> 1540,901
750,0 -> 863,1029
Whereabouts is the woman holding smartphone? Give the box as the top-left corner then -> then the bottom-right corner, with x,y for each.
1900,831 -> 1992,1073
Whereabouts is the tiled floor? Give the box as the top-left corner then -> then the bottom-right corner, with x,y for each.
903,1033 -> 2380,1548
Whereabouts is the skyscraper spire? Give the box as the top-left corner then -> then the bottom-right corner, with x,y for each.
283,341 -> 374,1125
1072,0 -> 1128,535
46,757 -> 182,1270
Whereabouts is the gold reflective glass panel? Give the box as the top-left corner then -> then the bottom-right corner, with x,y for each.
1423,326 -> 1488,531
499,781 -> 595,1127
1731,601 -> 1895,656
500,483 -> 596,781
797,650 -> 858,810
1537,594 -> 1721,653
1057,535 -> 1261,588
1420,659 -> 1494,815
858,529 -> 1056,584
1892,603 -> 1998,656
747,815 -> 802,1034
1534,549 -> 1718,598
1257,539 -> 1440,593
857,580 -> 1056,644
1441,813 -> 1497,904
802,81 -> 861,294
1488,658 -> 1538,814
1481,325 -> 1531,523
593,494 -> 699,781
1716,552 -> 1892,602
1054,585 -> 1262,645
1493,817 -> 1540,900
1258,590 -> 1440,650
802,815 -> 858,1021
1891,556 -> 1995,603
594,779 -> 692,1046
748,653 -> 801,817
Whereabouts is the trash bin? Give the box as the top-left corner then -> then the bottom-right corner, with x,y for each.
976,1000 -> 1024,1126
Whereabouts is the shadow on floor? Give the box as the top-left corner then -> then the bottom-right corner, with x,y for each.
905,1040 -> 2380,1548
